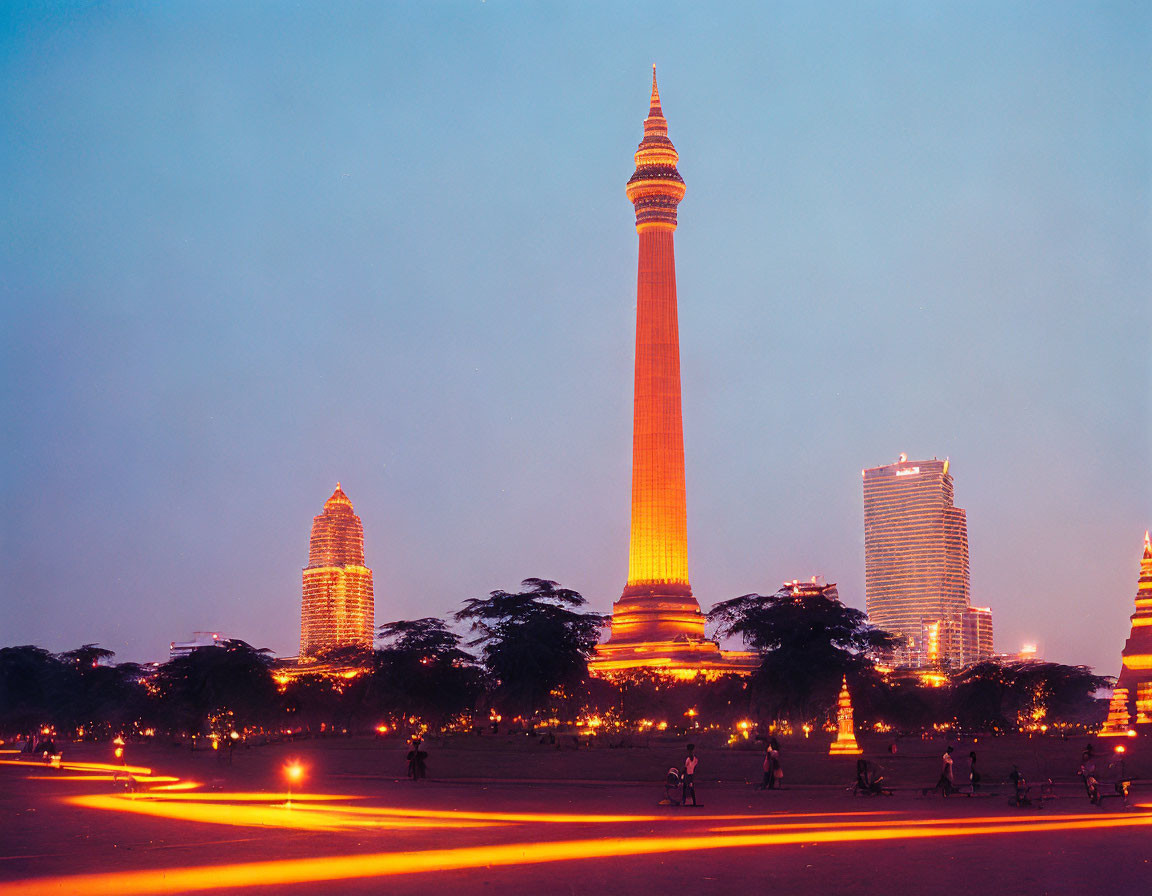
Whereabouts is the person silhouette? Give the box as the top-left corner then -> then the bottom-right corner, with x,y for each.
682,744 -> 698,806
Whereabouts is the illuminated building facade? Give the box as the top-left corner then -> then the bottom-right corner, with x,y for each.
783,576 -> 840,603
300,484 -> 374,659
591,70 -> 755,678
863,455 -> 990,668
962,606 -> 995,665
1102,532 -> 1152,735
169,632 -> 225,660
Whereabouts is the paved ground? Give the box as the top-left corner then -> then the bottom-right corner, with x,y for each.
1,736 -> 1148,895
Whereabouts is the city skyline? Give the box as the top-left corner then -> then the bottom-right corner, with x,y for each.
1,3 -> 1148,671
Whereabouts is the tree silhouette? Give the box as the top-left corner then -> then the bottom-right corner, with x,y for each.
155,639 -> 277,740
57,645 -> 149,738
950,661 -> 1111,730
372,618 -> 483,732
709,589 -> 898,723
455,579 -> 603,721
0,646 -> 63,734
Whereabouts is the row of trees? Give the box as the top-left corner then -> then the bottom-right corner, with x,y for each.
0,581 -> 1110,741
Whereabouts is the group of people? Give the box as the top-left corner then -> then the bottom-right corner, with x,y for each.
20,733 -> 58,758
758,737 -> 783,790
662,739 -> 786,806
662,743 -> 700,806
935,745 -> 980,796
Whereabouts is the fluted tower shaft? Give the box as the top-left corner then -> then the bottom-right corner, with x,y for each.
608,69 -> 704,644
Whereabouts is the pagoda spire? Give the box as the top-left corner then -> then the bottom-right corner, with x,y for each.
829,676 -> 863,755
1101,530 -> 1152,734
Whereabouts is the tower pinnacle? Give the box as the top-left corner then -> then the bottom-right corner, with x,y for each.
627,67 -> 684,231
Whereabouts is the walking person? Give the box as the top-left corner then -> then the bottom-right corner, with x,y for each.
768,738 -> 782,790
682,743 -> 698,807
758,744 -> 772,790
968,751 -> 980,793
406,737 -> 428,781
936,746 -> 955,796
1078,744 -> 1097,801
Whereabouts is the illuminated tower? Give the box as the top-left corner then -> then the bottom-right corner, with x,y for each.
300,484 -> 375,659
829,676 -> 863,755
1101,532 -> 1152,735
863,455 -> 979,668
591,69 -> 755,676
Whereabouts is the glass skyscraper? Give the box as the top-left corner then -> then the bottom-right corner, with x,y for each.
863,455 -> 988,668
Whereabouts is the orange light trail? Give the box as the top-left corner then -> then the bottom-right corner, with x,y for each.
707,810 -> 1141,833
66,793 -> 891,826
65,795 -> 511,833
9,811 -> 1152,896
0,758 -> 154,775
146,781 -> 203,792
111,792 -> 362,802
25,774 -> 179,783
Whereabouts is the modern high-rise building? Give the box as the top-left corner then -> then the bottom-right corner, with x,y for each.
1101,532 -> 1152,735
300,484 -> 374,659
863,455 -> 990,668
590,70 -> 754,677
962,606 -> 995,665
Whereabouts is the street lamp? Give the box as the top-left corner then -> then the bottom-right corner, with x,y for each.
284,760 -> 305,807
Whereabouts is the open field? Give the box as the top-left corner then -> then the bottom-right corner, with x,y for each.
1,734 -> 1148,895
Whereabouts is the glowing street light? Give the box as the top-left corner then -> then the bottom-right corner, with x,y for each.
284,760 -> 305,807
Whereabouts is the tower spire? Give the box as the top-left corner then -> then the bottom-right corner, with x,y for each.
591,70 -> 756,677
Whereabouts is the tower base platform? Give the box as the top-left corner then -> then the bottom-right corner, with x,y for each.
589,637 -> 759,680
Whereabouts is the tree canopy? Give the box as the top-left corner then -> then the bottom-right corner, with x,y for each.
372,618 -> 484,730
950,661 -> 1111,730
708,589 -> 899,723
455,579 -> 603,720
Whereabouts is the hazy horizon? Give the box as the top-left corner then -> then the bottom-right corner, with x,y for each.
2,2 -> 1148,672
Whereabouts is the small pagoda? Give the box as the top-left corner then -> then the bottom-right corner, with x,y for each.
829,676 -> 863,755
1101,532 -> 1152,736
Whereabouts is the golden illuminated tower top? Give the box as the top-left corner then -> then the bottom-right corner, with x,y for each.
300,483 -> 374,659
625,66 -> 687,232
306,482 -> 365,568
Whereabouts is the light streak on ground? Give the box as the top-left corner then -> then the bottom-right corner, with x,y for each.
26,774 -> 180,783
146,781 -> 203,791
66,794 -> 514,832
0,758 -> 154,775
67,792 -> 893,827
707,810 -> 1140,832
112,792 -> 363,802
8,810 -> 1152,896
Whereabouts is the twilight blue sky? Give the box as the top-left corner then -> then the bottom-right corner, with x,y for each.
1,1 -> 1148,671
